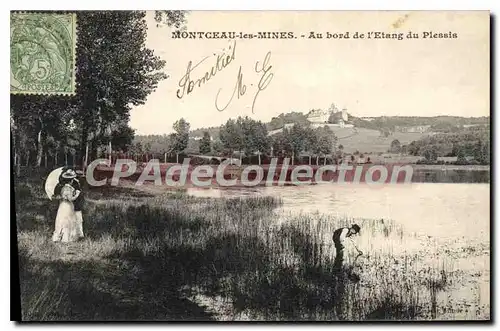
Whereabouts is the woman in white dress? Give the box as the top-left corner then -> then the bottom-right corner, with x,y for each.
52,179 -> 80,243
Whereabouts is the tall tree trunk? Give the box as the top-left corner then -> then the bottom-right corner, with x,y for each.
16,156 -> 20,176
36,128 -> 44,167
84,143 -> 89,169
108,141 -> 112,164
292,151 -> 295,166
316,155 -> 319,165
89,140 -> 98,163
11,130 -> 21,176
258,152 -> 261,165
80,126 -> 89,169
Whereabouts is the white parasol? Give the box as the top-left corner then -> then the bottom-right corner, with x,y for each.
44,167 -> 65,200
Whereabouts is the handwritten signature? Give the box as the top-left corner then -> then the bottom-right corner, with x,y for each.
215,51 -> 274,114
176,40 -> 274,114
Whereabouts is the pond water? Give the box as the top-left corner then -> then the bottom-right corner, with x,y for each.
187,183 -> 490,241
186,181 -> 490,318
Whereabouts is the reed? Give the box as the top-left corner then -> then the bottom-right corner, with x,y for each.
14,178 -> 486,321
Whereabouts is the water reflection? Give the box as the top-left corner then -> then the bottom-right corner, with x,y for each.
412,169 -> 489,183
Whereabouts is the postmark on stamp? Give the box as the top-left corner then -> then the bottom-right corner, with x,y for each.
10,13 -> 77,95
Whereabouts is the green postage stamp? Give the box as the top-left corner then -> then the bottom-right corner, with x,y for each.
10,12 -> 77,95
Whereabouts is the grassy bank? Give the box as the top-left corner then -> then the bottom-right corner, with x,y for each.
14,176 -> 489,321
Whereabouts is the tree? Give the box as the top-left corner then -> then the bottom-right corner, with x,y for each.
199,131 -> 212,155
335,143 -> 345,162
481,140 -> 490,165
212,139 -> 224,156
401,144 -> 408,155
219,117 -> 270,164
407,141 -> 420,156
267,112 -> 309,131
238,116 -> 269,164
111,125 -> 135,153
456,147 -> 467,164
130,141 -> 143,162
154,11 -> 188,29
170,118 -> 190,163
11,95 -> 77,167
288,123 -> 310,165
219,119 -> 243,163
473,140 -> 490,165
74,11 -> 171,165
422,146 -> 438,162
271,131 -> 291,158
312,126 -> 335,165
301,126 -> 317,165
390,139 -> 401,153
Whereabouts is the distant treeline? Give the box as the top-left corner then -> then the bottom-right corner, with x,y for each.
189,114 -> 490,138
135,114 -> 491,166
134,116 -> 340,166
351,115 -> 490,132
407,126 -> 490,165
189,112 -> 311,138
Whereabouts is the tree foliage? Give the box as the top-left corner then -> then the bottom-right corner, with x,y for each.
407,126 -> 490,164
199,131 -> 212,155
74,11 -> 168,160
267,112 -> 310,131
351,115 -> 489,132
170,118 -> 190,155
390,139 -> 401,153
218,116 -> 270,158
270,123 -> 337,164
154,11 -> 188,29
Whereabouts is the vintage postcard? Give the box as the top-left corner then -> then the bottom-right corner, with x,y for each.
11,11 -> 490,321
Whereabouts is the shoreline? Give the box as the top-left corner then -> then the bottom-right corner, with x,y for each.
411,164 -> 490,171
89,162 -> 490,187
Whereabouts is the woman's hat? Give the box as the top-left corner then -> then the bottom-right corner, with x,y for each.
61,168 -> 77,179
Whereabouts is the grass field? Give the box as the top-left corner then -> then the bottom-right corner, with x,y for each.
269,126 -> 428,154
14,175 -> 489,321
334,127 -> 429,154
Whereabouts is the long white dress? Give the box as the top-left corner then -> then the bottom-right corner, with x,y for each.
52,184 -> 79,243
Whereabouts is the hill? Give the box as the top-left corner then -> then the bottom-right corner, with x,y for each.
351,115 -> 490,132
136,114 -> 489,155
335,127 -> 429,153
189,114 -> 489,138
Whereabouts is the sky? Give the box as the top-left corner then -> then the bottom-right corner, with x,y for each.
129,11 -> 490,135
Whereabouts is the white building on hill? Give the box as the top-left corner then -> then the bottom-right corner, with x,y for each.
307,103 -> 350,126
